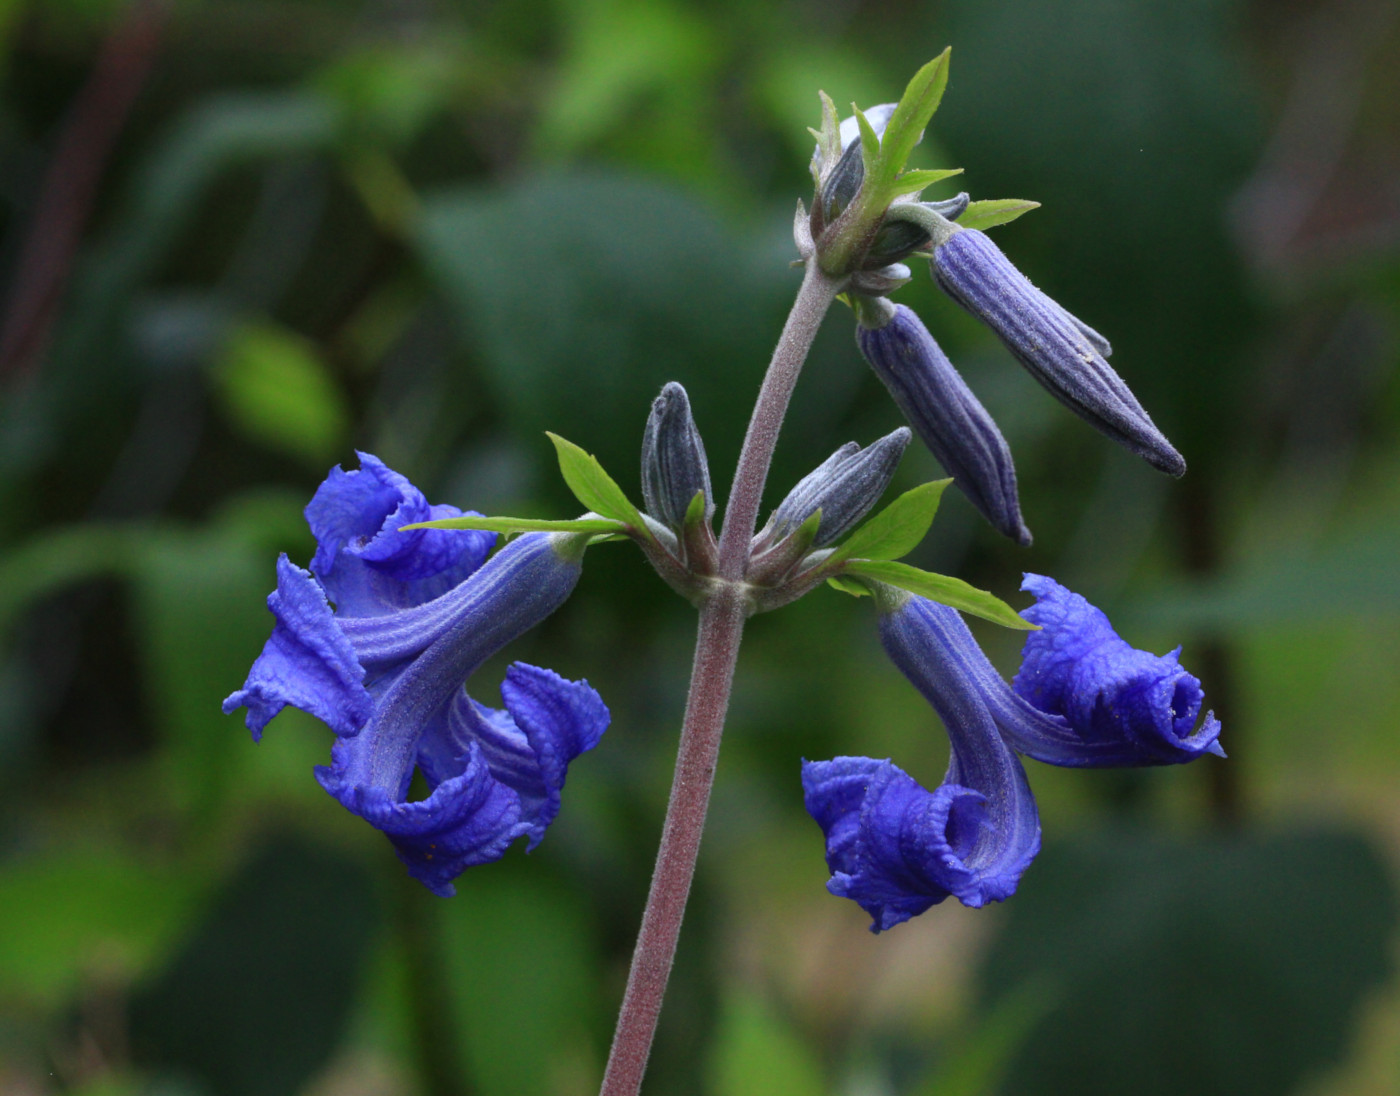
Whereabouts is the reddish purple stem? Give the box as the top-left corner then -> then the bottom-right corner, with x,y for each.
599,261 -> 843,1096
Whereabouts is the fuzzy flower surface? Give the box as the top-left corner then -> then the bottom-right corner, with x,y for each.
223,454 -> 609,895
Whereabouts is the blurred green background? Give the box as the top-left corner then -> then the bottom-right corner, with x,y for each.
2,0 -> 1399,1093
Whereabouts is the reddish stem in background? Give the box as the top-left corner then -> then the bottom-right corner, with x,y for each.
0,0 -> 168,384
599,263 -> 843,1096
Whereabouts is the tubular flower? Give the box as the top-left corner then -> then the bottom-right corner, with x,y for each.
804,579 -> 1223,930
803,592 -> 1042,931
1010,574 -> 1224,766
930,227 -> 1186,477
223,454 -> 609,896
856,300 -> 1030,545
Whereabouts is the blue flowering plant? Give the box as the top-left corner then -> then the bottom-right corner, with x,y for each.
226,50 -> 1221,1096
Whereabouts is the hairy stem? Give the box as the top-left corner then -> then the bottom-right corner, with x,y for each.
599,263 -> 841,1095
717,261 -> 846,577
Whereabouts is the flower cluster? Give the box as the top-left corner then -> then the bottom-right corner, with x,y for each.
223,454 -> 608,896
808,106 -> 1184,545
803,576 -> 1222,931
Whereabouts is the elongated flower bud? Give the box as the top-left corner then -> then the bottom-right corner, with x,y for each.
857,301 -> 1031,545
769,427 -> 911,547
930,228 -> 1186,476
641,382 -> 713,531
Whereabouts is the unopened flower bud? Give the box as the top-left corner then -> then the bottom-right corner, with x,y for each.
641,382 -> 714,532
930,228 -> 1185,476
857,301 -> 1031,545
769,427 -> 911,547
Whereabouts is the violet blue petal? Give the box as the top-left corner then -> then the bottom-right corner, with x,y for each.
1012,574 -> 1224,765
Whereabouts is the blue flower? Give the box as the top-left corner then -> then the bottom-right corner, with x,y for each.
803,593 -> 1041,931
856,300 -> 1030,545
223,454 -> 609,895
930,227 -> 1186,477
1010,574 -> 1223,766
804,579 -> 1223,930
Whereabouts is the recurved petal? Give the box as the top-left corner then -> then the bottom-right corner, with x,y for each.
857,304 -> 1030,544
222,554 -> 371,741
317,738 -> 524,897
1011,574 -> 1224,765
803,756 -> 985,932
931,229 -> 1186,477
439,664 -> 609,849
305,452 -> 495,616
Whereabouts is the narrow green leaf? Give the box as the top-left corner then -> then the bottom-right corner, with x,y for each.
402,515 -> 627,535
832,480 -> 950,563
545,432 -> 651,538
853,105 -> 880,180
844,559 -> 1034,630
957,199 -> 1041,232
874,49 -> 951,188
887,167 -> 964,198
826,575 -> 871,598
683,490 -> 707,528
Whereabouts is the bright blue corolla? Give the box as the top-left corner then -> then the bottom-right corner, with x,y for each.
223,454 -> 609,895
803,576 -> 1221,931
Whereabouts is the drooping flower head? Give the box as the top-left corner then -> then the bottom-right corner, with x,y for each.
804,590 -> 1042,932
803,577 -> 1223,930
223,454 -> 609,895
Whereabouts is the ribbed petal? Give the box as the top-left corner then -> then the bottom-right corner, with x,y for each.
221,554 -> 372,741
305,452 -> 495,616
931,230 -> 1186,477
317,737 -> 524,897
769,428 -> 911,547
880,598 -> 1042,906
641,382 -> 713,530
1012,574 -> 1224,765
803,756 -> 986,931
804,596 -> 1042,931
857,304 -> 1030,544
329,534 -> 586,798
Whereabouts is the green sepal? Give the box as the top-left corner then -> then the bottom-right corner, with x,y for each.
826,575 -> 871,598
843,559 -> 1035,630
402,515 -> 628,535
546,432 -> 653,540
957,199 -> 1040,232
871,49 -> 951,190
887,167 -> 963,198
831,480 -> 950,563
811,90 -> 842,184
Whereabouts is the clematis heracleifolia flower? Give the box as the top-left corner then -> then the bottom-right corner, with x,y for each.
803,591 -> 1041,931
930,226 -> 1186,477
223,454 -> 609,896
1010,574 -> 1224,766
804,578 -> 1222,931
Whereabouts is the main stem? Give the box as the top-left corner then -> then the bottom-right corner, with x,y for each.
599,260 -> 843,1096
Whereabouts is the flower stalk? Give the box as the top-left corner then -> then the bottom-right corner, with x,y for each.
599,258 -> 844,1096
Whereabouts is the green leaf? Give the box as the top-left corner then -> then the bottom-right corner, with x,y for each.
844,559 -> 1033,629
826,575 -> 871,598
853,104 -> 880,179
707,988 -> 826,1096
832,480 -> 950,562
873,49 -> 951,188
887,167 -> 964,197
545,432 -> 651,538
402,515 -> 627,535
683,489 -> 707,527
212,320 -> 349,469
958,199 -> 1041,232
